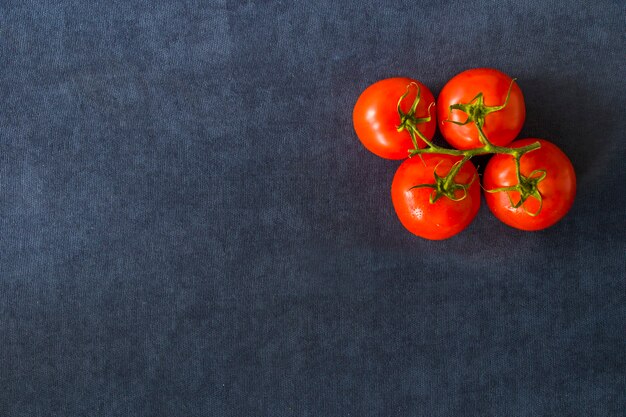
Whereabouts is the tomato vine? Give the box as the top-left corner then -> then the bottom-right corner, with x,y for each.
398,80 -> 547,215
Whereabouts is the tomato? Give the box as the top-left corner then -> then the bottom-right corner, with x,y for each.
483,139 -> 576,231
437,68 -> 525,150
391,154 -> 480,240
353,77 -> 436,160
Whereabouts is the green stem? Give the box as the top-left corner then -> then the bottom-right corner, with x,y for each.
514,153 -> 523,183
442,154 -> 471,190
476,125 -> 494,148
409,124 -> 541,160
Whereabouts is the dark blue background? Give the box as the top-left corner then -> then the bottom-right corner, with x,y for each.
1,1 -> 624,416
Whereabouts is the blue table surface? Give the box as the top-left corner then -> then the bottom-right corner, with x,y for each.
1,1 -> 624,416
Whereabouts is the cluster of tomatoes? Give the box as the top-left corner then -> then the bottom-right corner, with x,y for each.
353,68 -> 576,240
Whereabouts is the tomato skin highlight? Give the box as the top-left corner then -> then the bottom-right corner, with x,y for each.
353,77 -> 436,160
483,139 -> 576,231
437,68 -> 525,150
391,154 -> 481,240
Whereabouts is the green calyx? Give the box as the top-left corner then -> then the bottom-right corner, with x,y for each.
484,161 -> 547,216
445,78 -> 517,131
396,83 -> 435,151
409,159 -> 477,204
401,78 -> 549,215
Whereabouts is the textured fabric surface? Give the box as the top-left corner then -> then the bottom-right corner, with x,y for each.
1,1 -> 625,416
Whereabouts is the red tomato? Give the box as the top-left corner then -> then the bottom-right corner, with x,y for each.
437,68 -> 525,150
483,139 -> 576,231
391,154 -> 480,240
353,77 -> 436,160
